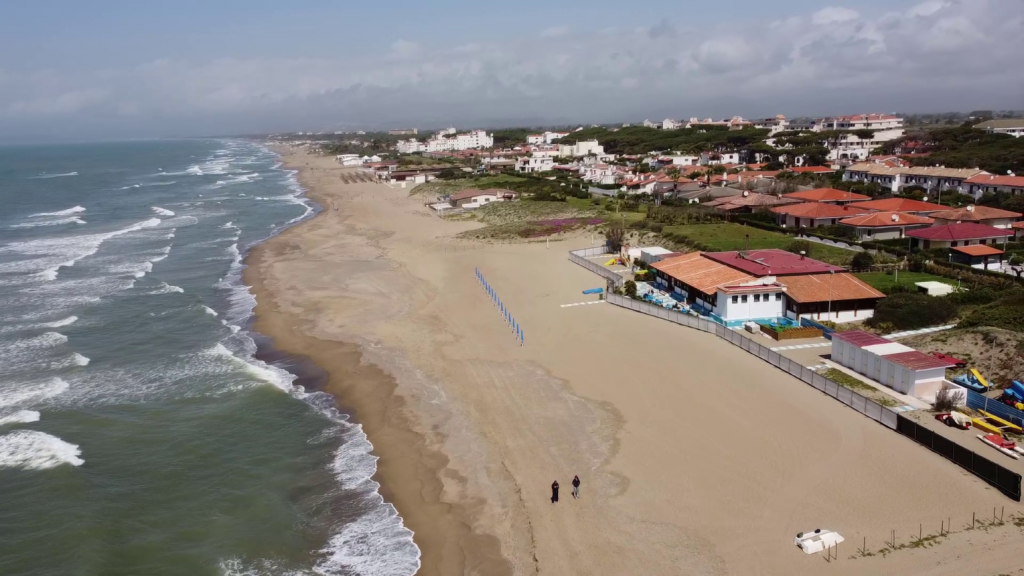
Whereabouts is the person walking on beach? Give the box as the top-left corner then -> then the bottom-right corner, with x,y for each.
551,480 -> 559,503
572,475 -> 581,499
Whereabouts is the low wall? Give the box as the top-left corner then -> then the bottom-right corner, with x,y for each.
569,246 -> 625,288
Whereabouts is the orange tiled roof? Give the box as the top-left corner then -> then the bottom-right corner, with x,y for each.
1012,221 -> 1024,229
848,197 -> 947,213
780,273 -> 885,304
782,188 -> 871,203
771,202 -> 875,219
928,205 -> 1023,221
839,211 -> 935,227
651,252 -> 755,295
951,245 -> 1005,257
965,174 -> 1024,187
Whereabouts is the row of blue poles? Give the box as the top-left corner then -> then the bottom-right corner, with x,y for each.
476,267 -> 524,347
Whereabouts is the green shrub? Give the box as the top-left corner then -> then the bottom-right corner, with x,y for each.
851,251 -> 875,271
785,239 -> 814,257
957,292 -> 1024,333
866,292 -> 959,330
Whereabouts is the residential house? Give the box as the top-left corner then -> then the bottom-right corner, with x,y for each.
927,205 -> 1022,229
843,163 -> 988,195
580,163 -> 625,186
526,131 -> 570,145
703,191 -> 800,213
481,158 -> 516,173
838,211 -> 935,241
964,174 -> 1024,198
846,197 -> 947,214
781,188 -> 870,205
751,115 -> 790,135
642,119 -> 659,128
620,175 -> 659,195
515,156 -> 554,173
662,118 -> 682,130
558,140 -> 606,158
783,166 -> 837,176
1013,221 -> 1024,240
905,222 -> 1014,250
949,244 -> 1006,271
816,114 -> 905,162
448,189 -> 517,208
701,151 -> 745,165
666,155 -> 701,166
974,119 -> 1024,138
770,202 -> 875,228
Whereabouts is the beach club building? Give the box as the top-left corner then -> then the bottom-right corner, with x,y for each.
838,211 -> 935,240
650,249 -> 885,325
831,331 -> 956,400
770,202 -> 875,228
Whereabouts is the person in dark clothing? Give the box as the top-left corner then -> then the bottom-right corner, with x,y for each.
551,480 -> 559,503
572,475 -> 580,499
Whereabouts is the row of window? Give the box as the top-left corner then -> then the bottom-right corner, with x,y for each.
730,293 -> 783,304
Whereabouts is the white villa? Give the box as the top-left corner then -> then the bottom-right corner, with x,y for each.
527,131 -> 570,145
974,119 -> 1024,138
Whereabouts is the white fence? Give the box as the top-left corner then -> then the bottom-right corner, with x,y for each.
568,246 -> 625,288
603,290 -> 897,430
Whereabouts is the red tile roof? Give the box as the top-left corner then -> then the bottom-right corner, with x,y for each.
1013,221 -> 1024,229
703,193 -> 799,209
965,174 -> 1024,187
770,202 -> 875,219
786,166 -> 836,174
782,188 -> 871,203
832,330 -> 891,348
906,223 -> 1014,241
928,205 -> 1023,222
951,245 -> 1005,256
703,249 -> 844,276
650,252 -> 755,295
839,211 -> 935,227
780,273 -> 886,304
848,198 -> 947,213
883,350 -> 956,370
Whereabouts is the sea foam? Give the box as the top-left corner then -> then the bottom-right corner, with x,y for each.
0,430 -> 84,469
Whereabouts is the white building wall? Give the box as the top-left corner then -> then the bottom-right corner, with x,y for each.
714,291 -> 785,322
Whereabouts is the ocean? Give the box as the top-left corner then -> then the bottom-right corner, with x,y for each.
0,140 -> 419,576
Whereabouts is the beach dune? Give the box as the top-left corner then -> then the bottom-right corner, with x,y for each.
247,148 -> 1023,576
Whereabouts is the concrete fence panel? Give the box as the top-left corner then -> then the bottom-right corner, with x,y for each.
825,380 -> 839,398
881,408 -> 898,430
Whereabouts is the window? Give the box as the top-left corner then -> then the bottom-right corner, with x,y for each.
775,293 -> 782,301
741,295 -> 748,303
754,294 -> 761,302
731,295 -> 738,304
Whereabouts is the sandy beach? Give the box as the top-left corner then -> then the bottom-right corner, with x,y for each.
245,147 -> 1024,576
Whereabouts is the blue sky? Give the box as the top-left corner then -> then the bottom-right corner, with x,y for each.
1,0 -> 1021,140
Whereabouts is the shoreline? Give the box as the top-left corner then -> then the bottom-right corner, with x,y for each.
243,148 -> 500,575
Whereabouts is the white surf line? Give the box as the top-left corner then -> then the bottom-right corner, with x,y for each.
560,300 -> 606,308
883,324 -> 957,340
770,342 -> 832,351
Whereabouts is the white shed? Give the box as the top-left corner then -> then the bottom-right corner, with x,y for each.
830,331 -> 954,398
640,247 -> 674,264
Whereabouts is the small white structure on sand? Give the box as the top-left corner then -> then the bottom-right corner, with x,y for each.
794,529 -> 844,554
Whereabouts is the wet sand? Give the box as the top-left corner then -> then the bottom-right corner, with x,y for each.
245,146 -> 1024,576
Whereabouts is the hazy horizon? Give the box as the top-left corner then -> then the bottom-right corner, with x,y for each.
2,0 -> 1022,142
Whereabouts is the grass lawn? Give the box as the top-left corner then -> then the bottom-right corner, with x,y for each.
411,174 -> 529,196
854,271 -> 956,292
660,223 -> 855,264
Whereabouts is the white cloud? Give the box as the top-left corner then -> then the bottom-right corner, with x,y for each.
1,0 -> 1022,137
812,7 -> 860,25
540,26 -> 569,38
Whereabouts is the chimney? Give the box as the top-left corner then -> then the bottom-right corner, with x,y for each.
800,251 -> 806,260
